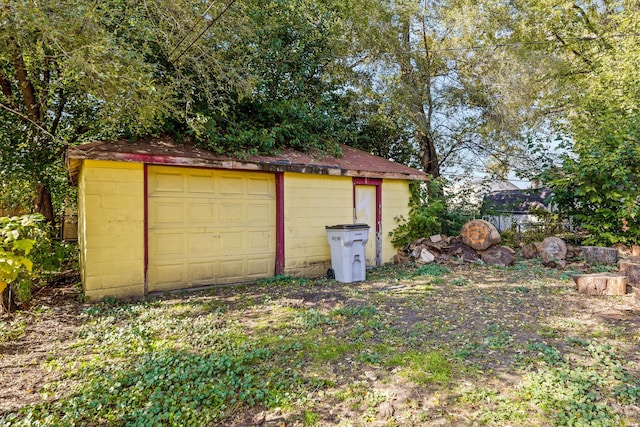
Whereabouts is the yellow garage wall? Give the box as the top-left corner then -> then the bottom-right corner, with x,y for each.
78,160 -> 145,301
284,173 -> 352,276
381,179 -> 411,263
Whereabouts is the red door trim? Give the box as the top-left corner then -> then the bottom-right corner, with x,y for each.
275,172 -> 285,275
143,163 -> 149,296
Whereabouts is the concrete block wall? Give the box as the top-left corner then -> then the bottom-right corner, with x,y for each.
78,160 -> 145,301
283,173 -> 352,277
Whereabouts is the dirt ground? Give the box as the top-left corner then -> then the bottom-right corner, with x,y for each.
1,262 -> 639,425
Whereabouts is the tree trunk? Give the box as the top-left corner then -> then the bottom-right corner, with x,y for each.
618,256 -> 640,286
35,182 -> 55,226
460,219 -> 501,251
1,284 -> 18,314
573,273 -> 627,296
581,246 -> 617,265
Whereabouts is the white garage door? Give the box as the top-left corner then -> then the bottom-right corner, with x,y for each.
147,166 -> 276,292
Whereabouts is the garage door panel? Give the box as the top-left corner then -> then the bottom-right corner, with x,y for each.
150,201 -> 185,225
189,232 -> 216,254
188,174 -> 216,193
148,166 -> 275,291
248,177 -> 272,195
153,172 -> 185,192
247,258 -> 272,277
247,231 -> 273,250
152,233 -> 187,257
188,262 -> 216,283
219,175 -> 244,194
220,203 -> 245,223
218,259 -> 245,282
188,202 -> 216,223
151,263 -> 186,287
219,231 -> 245,251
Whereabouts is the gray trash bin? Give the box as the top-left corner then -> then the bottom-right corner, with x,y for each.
325,224 -> 370,283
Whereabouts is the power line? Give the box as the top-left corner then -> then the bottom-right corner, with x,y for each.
171,0 -> 238,63
382,32 -> 640,55
167,0 -> 219,61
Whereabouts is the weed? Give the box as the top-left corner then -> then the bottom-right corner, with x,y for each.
413,264 -> 450,277
391,351 -> 452,385
454,342 -> 483,360
302,410 -> 321,426
483,324 -> 513,350
296,308 -> 335,328
0,318 -> 26,342
450,277 -> 469,286
528,342 -> 563,365
332,304 -> 378,318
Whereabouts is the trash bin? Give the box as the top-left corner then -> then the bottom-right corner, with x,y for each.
325,224 -> 370,283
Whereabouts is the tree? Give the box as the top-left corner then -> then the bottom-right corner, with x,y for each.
0,0 -> 175,224
351,0 -> 548,187
517,0 -> 640,244
1,0 -> 402,222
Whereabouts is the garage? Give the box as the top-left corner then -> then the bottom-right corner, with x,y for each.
66,137 -> 427,301
147,166 -> 276,291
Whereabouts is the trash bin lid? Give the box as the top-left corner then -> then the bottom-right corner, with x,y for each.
326,223 -> 370,230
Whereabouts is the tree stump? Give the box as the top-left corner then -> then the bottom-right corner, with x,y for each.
581,246 -> 618,265
539,237 -> 567,264
618,256 -> 640,285
572,273 -> 627,296
460,219 -> 500,251
480,246 -> 515,267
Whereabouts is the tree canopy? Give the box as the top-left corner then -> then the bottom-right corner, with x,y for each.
2,0 -> 640,243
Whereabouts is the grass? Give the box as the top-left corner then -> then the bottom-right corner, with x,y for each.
1,261 -> 639,426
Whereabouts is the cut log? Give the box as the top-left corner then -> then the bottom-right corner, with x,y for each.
480,246 -> 515,267
582,246 -> 618,265
539,237 -> 567,263
521,243 -> 539,259
572,273 -> 627,296
618,256 -> 640,285
460,219 -> 500,251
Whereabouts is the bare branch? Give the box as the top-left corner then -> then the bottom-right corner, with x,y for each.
0,102 -> 54,140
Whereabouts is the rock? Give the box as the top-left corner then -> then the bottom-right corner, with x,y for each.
539,237 -> 567,263
521,243 -> 539,259
480,245 -> 515,267
430,234 -> 443,243
450,241 -> 480,263
415,248 -> 435,265
543,259 -> 567,269
460,219 -> 501,251
566,244 -> 581,260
